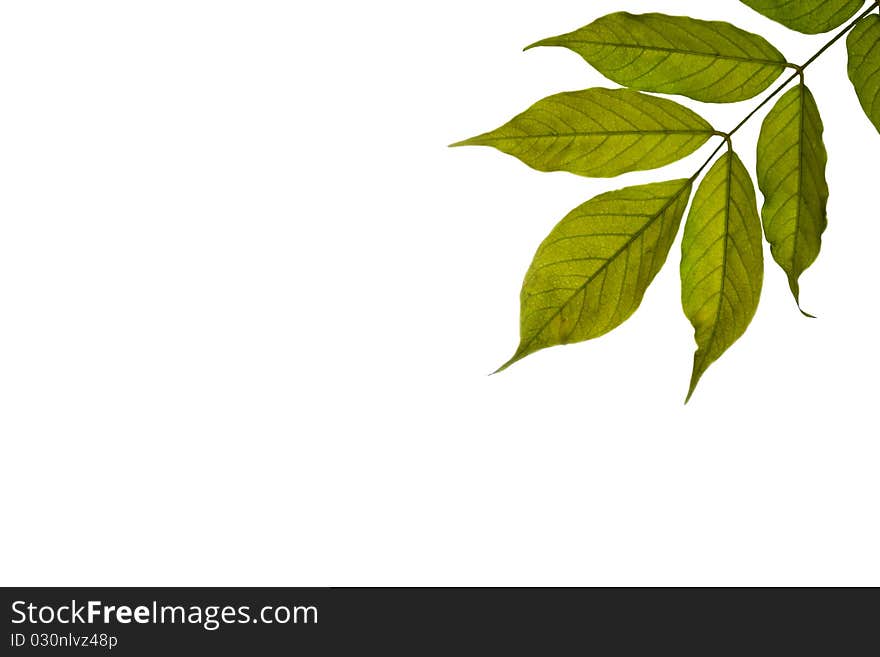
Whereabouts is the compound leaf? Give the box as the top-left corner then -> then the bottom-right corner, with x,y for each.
451,88 -> 715,178
527,12 -> 788,103
847,15 -> 880,134
756,83 -> 828,312
739,0 -> 863,34
681,152 -> 763,401
499,179 -> 692,371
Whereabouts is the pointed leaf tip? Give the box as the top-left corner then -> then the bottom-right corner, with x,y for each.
448,137 -> 480,148
492,353 -> 521,375
523,37 -> 557,52
788,279 -> 817,318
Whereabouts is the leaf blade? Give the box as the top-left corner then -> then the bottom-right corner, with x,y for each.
451,88 -> 715,178
681,152 -> 764,402
528,12 -> 788,103
756,84 -> 828,312
500,179 -> 692,371
847,15 -> 880,134
739,0 -> 863,34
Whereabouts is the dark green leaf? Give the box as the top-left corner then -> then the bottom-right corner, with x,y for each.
739,0 -> 863,34
756,83 -> 827,313
498,179 -> 692,371
451,88 -> 716,178
527,12 -> 788,103
681,152 -> 763,402
847,15 -> 880,134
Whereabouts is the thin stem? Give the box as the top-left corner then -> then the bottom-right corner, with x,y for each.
689,140 -> 727,182
694,0 -> 879,175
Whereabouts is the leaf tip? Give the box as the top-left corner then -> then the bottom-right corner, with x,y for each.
448,138 -> 474,148
788,279 -> 816,318
493,345 -> 532,374
491,355 -> 518,375
523,36 -> 561,52
685,363 -> 704,404
798,306 -> 817,319
449,133 -> 491,148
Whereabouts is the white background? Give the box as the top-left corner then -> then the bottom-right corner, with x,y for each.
1,0 -> 877,586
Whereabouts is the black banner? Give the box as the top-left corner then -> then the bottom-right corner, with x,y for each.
1,588 -> 874,654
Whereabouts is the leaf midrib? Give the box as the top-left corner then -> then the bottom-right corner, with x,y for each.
542,38 -> 789,68
474,129 -> 717,141
791,83 -> 807,283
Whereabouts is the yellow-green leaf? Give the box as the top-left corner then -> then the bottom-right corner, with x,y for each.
451,88 -> 715,178
847,14 -> 880,134
499,179 -> 692,371
681,152 -> 763,402
739,0 -> 863,34
756,84 -> 827,313
527,12 -> 788,103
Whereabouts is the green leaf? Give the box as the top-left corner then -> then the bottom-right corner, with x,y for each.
739,0 -> 863,34
847,15 -> 880,134
681,152 -> 763,402
451,88 -> 716,178
756,83 -> 828,313
499,179 -> 692,371
527,12 -> 788,103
